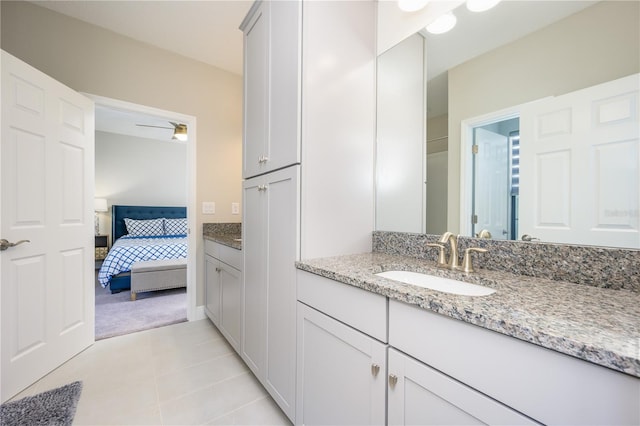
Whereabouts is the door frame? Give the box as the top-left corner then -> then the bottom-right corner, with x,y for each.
459,106 -> 519,237
84,94 -> 198,320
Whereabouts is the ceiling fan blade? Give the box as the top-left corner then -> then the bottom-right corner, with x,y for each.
135,124 -> 173,129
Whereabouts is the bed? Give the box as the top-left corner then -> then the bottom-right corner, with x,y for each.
98,205 -> 187,294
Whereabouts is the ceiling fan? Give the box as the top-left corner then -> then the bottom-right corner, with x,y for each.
135,121 -> 188,141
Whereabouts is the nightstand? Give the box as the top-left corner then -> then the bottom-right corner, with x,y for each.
95,235 -> 109,269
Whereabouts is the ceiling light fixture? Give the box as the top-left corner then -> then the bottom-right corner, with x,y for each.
397,0 -> 430,13
426,12 -> 457,34
466,0 -> 501,13
172,123 -> 188,142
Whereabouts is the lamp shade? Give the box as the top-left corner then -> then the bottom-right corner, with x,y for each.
94,198 -> 108,212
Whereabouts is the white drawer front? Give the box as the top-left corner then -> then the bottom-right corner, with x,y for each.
389,299 -> 640,426
219,244 -> 242,271
204,239 -> 219,258
297,269 -> 387,342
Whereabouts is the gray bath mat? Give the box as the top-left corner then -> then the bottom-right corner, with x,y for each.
0,381 -> 82,426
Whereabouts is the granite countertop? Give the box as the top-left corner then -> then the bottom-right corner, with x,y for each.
296,252 -> 640,378
203,223 -> 242,250
203,233 -> 242,250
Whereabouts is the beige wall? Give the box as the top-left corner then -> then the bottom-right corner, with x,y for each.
427,114 -> 448,154
1,1 -> 243,307
447,1 -> 640,233
95,131 -> 188,236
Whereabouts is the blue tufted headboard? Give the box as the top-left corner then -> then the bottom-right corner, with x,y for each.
111,205 -> 187,242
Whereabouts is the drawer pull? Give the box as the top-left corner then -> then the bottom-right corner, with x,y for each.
215,267 -> 222,273
389,374 -> 398,388
371,363 -> 380,377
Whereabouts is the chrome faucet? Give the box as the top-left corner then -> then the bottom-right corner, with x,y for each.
438,232 -> 461,269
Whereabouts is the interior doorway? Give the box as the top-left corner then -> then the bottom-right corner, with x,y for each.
460,107 -> 520,239
471,117 -> 520,240
85,94 -> 198,332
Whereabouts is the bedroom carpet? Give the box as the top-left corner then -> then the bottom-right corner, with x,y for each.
94,275 -> 187,340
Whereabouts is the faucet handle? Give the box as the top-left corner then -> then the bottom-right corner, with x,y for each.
426,243 -> 447,267
460,247 -> 488,273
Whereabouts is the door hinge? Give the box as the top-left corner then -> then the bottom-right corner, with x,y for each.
472,214 -> 478,224
472,145 -> 479,155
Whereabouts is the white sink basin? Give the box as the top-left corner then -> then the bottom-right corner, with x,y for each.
375,270 -> 496,296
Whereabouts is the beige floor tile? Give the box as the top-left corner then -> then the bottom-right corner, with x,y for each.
207,396 -> 292,425
153,334 -> 235,377
156,353 -> 249,402
74,399 -> 163,425
160,372 -> 268,425
10,319 -> 288,425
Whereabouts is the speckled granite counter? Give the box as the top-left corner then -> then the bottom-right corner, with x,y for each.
296,252 -> 640,378
203,223 -> 241,250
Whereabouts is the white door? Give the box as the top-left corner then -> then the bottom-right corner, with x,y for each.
520,74 -> 639,247
1,50 -> 95,402
474,128 -> 509,239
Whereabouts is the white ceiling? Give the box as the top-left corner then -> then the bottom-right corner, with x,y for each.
32,0 -> 598,132
423,0 -> 598,117
95,105 -> 188,142
31,0 -> 253,76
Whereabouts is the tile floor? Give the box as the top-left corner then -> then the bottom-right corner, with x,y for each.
13,319 -> 292,425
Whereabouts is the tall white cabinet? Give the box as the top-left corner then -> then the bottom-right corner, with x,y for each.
242,166 -> 299,418
240,0 -> 376,422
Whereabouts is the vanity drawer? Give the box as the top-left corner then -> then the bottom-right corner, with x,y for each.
204,239 -> 242,270
218,244 -> 241,270
389,299 -> 640,426
297,269 -> 387,342
204,239 -> 219,258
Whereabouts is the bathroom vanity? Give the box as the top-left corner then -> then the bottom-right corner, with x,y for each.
295,248 -> 640,425
203,224 -> 242,352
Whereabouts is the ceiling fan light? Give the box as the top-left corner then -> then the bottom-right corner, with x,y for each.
466,0 -> 501,12
397,0 -> 430,13
172,124 -> 188,141
426,12 -> 457,34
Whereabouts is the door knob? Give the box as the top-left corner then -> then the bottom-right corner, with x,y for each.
0,239 -> 30,251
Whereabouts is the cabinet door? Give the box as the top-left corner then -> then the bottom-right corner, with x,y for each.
204,254 -> 220,326
267,0 -> 301,172
242,2 -> 268,179
296,303 -> 387,426
242,1 -> 301,179
264,166 -> 299,421
388,348 -> 537,426
219,263 -> 242,353
241,176 -> 266,376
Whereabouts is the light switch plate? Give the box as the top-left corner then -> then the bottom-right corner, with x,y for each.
202,201 -> 215,214
232,202 -> 240,215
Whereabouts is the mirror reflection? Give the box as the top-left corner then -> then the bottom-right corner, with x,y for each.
376,0 -> 640,248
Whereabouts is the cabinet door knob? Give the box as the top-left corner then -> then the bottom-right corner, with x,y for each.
371,363 -> 380,377
215,267 -> 222,273
389,374 -> 398,388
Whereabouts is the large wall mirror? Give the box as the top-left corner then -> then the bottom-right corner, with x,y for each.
376,0 -> 640,248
